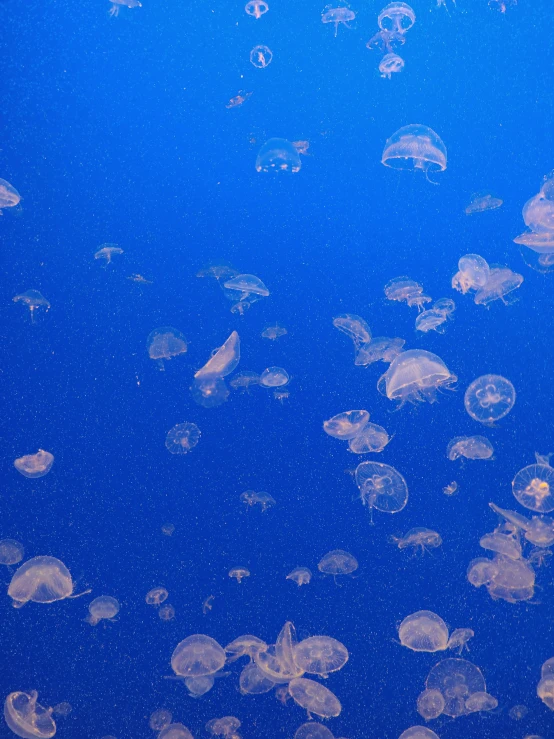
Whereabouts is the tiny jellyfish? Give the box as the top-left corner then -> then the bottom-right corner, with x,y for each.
323,410 -> 370,440
425,658 -> 491,718
333,313 -> 372,350
379,52 -> 404,78
447,436 -> 494,461
245,0 -> 268,18
240,490 -> 276,511
274,390 -> 289,403
0,539 -> 24,566
452,254 -> 490,294
399,728 -> 440,739
378,1 -> 416,32
318,549 -> 358,579
250,44 -> 273,68
355,337 -> 405,366
13,290 -> 50,323
417,689 -> 445,720
465,691 -> 498,713
0,178 -> 21,213
321,5 -> 356,37
158,724 -> 193,739
14,449 -> 54,479
260,366 -> 289,387
229,566 -> 250,583
378,350 -> 456,407
145,587 -> 168,605
223,274 -> 269,300
391,528 -> 441,555
4,691 -> 56,739
465,193 -> 503,215
464,374 -> 515,425
382,124 -> 446,182
165,423 -> 201,455
512,455 -> 554,513
8,556 -> 89,608
366,28 -> 406,54
293,636 -> 349,677
226,90 -> 252,109
294,723 -> 334,739
508,704 -> 528,720
206,716 -> 241,738
171,634 -> 226,677
195,331 -> 240,379
447,628 -> 474,654
150,709 -> 172,731
473,267 -> 523,306
108,0 -> 141,16
202,595 -> 215,614
229,371 -> 260,392
262,324 -> 287,340
197,264 -> 239,281
147,327 -> 187,370
348,423 -> 390,454
190,376 -> 230,408
292,140 -> 310,155
443,481 -> 458,496
288,677 -> 341,718
384,276 -> 425,306
256,138 -> 301,172
94,244 -> 123,264
159,604 -> 176,621
286,567 -> 312,586
85,596 -> 120,626
161,523 -> 175,536
488,0 -> 516,11
127,273 -> 152,284
225,635 -> 268,662
355,461 -> 409,520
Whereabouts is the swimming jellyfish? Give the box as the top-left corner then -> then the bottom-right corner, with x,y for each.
465,193 -> 503,215
378,350 -> 456,406
206,716 -> 241,738
391,528 -> 441,554
147,327 -> 187,370
171,635 -> 226,677
229,567 -> 250,583
165,423 -> 201,455
378,2 -> 416,33
288,678 -> 341,718
85,596 -> 120,625
145,587 -> 169,605
94,244 -> 123,264
424,658 -> 494,718
512,454 -> 554,513
399,728 -> 439,739
8,556 -> 90,608
452,254 -> 490,294
286,567 -> 312,586
321,5 -> 356,36
149,709 -> 172,731
355,461 -> 408,520
249,45 -> 273,68
13,290 -> 50,323
255,138 -> 301,172
4,691 -> 57,739
446,436 -> 494,461
323,410 -> 370,440
318,549 -> 358,579
382,125 -> 446,182
379,52 -> 404,78
0,178 -> 21,213
293,636 -> 349,677
259,367 -> 289,387
14,450 -> 54,478
0,539 -> 24,566
464,374 -> 515,425
473,267 -> 523,306
348,423 -> 390,454
245,0 -> 268,18
333,313 -> 371,350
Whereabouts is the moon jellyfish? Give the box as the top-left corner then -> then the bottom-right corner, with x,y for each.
249,44 -> 273,68
399,729 -> 439,739
379,52 -> 404,78
191,376 -> 230,408
85,596 -> 120,625
147,327 -> 187,370
293,636 -> 348,677
424,658 -> 493,718
185,675 -> 216,697
452,254 -> 490,294
467,555 -> 535,603
223,274 -> 269,302
165,423 -> 200,455
538,658 -> 554,710
295,724 -> 334,739
355,461 -> 408,520
228,567 -> 250,583
512,454 -> 554,512
259,367 -> 289,387
464,374 -> 515,425
150,710 -> 172,731
159,604 -> 176,621
171,635 -> 226,677
382,124 -> 446,182
262,324 -> 287,340
288,678 -> 341,718
94,244 -> 123,264
255,138 -> 301,172
479,524 -> 522,560
13,290 -> 50,323
240,490 -> 275,511
333,313 -> 371,350
489,501 -> 554,547
355,337 -> 405,366
398,611 -> 472,653
245,0 -> 268,18
447,436 -> 494,461
0,539 -> 24,566
321,5 -> 356,36
465,193 -> 503,215
348,423 -> 390,454
378,350 -> 456,406
225,635 -> 268,662
146,587 -> 168,605
239,663 -> 275,694
384,277 -> 428,308
4,691 -> 56,739
391,528 -> 441,554
0,178 -> 21,213
8,556 -> 89,608
465,691 -> 498,713
195,331 -> 240,379
323,410 -> 370,440
14,449 -> 54,479
206,716 -> 241,738
417,689 -> 445,721
473,267 -> 523,306
286,567 -> 312,586
158,724 -> 193,739
318,549 -> 358,578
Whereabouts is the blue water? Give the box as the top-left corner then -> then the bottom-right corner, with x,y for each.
2,0 -> 554,737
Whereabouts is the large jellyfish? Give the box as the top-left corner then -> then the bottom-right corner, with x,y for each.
382,125 -> 446,182
378,350 -> 456,406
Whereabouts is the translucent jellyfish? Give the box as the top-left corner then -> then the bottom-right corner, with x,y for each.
333,314 -> 371,349
229,371 -> 260,392
465,691 -> 498,713
202,594 -> 214,614
145,587 -> 169,605
446,436 -> 494,461
399,729 -> 439,739
229,566 -> 250,583
468,555 -> 535,602
508,704 -> 528,720
4,691 -> 56,739
391,528 -> 441,554
206,716 -> 241,738
323,410 -> 370,440
150,709 -> 172,731
0,178 -> 21,213
165,423 -> 201,455
522,173 -> 554,233
239,663 -> 276,694
417,689 -> 445,720
489,501 -> 554,547
14,450 -> 54,479
293,636 -> 349,677
464,374 -> 515,425
378,350 -> 456,406
240,490 -> 276,511
94,244 -> 123,264
286,567 -> 312,586
127,273 -> 152,284
292,140 -> 310,155
443,481 -> 458,496
108,0 -> 141,16
13,290 -> 50,323
159,604 -> 176,621
479,525 -> 522,560
415,309 -> 449,334
355,337 -> 405,366
255,641 -> 303,683
255,138 -> 301,172
473,267 -> 523,306
321,5 -> 356,36
245,0 -> 268,18
512,456 -> 554,512
274,390 -> 289,403
379,52 -> 404,78
382,125 -> 446,182
514,229 -> 554,254
0,539 -> 24,566
147,327 -> 187,370
538,674 -> 554,710
222,274 -> 269,300
249,44 -> 271,69
185,675 -> 216,697
384,277 -> 425,306
348,423 -> 390,454
260,366 -> 289,387
295,724 -> 335,739
225,635 -> 268,662
85,596 -> 120,625
366,28 -> 406,54
398,611 -> 449,652
465,193 -> 503,215
161,523 -> 175,536
318,549 -> 358,578
378,2 -> 416,33
425,658 -> 491,718
158,724 -> 193,739
355,461 -> 409,520
226,90 -> 253,109
262,324 -> 287,340
447,628 -> 474,655
8,556 -> 89,608
171,635 -> 226,677
452,254 -> 490,294
288,678 -> 341,718
195,331 -> 240,379
190,376 -> 230,408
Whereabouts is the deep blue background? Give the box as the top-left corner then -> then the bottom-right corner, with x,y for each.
2,0 -> 554,737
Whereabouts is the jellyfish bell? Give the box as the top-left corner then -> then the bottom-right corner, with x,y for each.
473,266 -> 523,306
85,595 -> 120,626
417,689 -> 445,721
355,337 -> 405,366
8,556 -> 90,608
239,662 -> 276,694
150,709 -> 173,731
0,178 -> 21,213
259,367 -> 289,388
464,374 -> 515,425
294,724 -> 335,739
288,677 -> 341,718
452,254 -> 490,294
255,138 -> 301,173
14,450 -> 54,479
332,313 -> 371,348
465,193 -> 503,215
165,423 -> 201,455
4,691 -> 56,739
379,52 -> 405,78
398,611 -> 449,653
355,461 -> 408,520
13,290 -> 50,323
512,457 -> 554,513
147,327 -> 187,370
244,0 -> 268,18
514,229 -> 554,254
171,635 -> 226,677
185,675 -> 215,697
323,410 -> 370,440
249,44 -> 273,68
158,723 -> 194,739
378,349 -> 456,406
378,1 -> 416,33
321,5 -> 356,36
382,124 -> 446,183
222,274 -> 269,300
425,658 -> 489,718
318,549 -> 358,578
191,376 -> 230,408
195,331 -> 240,379
206,716 -> 241,738
399,728 -> 440,739
0,539 -> 24,566
348,422 -> 390,454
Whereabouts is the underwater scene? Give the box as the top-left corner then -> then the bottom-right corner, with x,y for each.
2,0 -> 554,738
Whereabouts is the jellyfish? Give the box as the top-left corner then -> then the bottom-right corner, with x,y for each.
355,337 -> 404,366
171,635 -> 226,677
473,267 -> 523,306
108,0 -> 141,16
0,178 -> 21,213
13,290 -> 50,323
240,490 -> 276,511
294,724 -> 335,739
255,138 -> 301,172
293,636 -> 349,677
7,556 -> 89,608
94,244 -> 123,264
446,436 -> 494,461
225,635 -> 268,664
465,193 -> 503,215
321,5 -> 356,36
147,327 -> 187,370
366,29 -> 406,54
382,125 -> 447,182
185,675 -> 217,697
424,658 -> 493,718
288,678 -> 341,719
489,501 -> 554,547
398,611 -> 449,653
355,461 -> 408,521
415,308 -> 449,334
85,596 -> 120,625
464,374 -> 515,425
222,274 -> 269,301
399,728 -> 439,739
190,376 -> 230,408
452,254 -> 490,294
417,689 -> 445,720
292,140 -> 310,155
161,523 -> 175,536
323,410 -> 370,440
165,423 -> 201,455
333,314 -> 371,349
150,710 -> 172,731
538,676 -> 554,710
318,549 -> 358,579
145,587 -> 169,605
479,525 -> 522,560
158,724 -> 194,739
255,633 -> 303,683
206,716 -> 241,738
379,52 -> 404,78
391,528 -> 441,554
379,350 -> 456,406
239,663 -> 276,695
0,539 -> 24,566
159,604 -> 176,621
465,692 -> 498,713
447,628 -> 474,655
127,273 -> 152,284
14,450 -> 54,479
378,2 -> 416,33
260,367 -> 289,387
468,554 -> 535,602
384,276 -> 425,306
245,0 -> 268,18
286,567 -> 312,586
262,324 -> 287,340
348,423 -> 390,454
512,454 -> 554,512
4,691 -> 56,739
443,481 -> 458,496
229,567 -> 250,583
195,331 -> 240,379
229,371 -> 260,392
274,390 -> 289,403
508,704 -> 528,720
